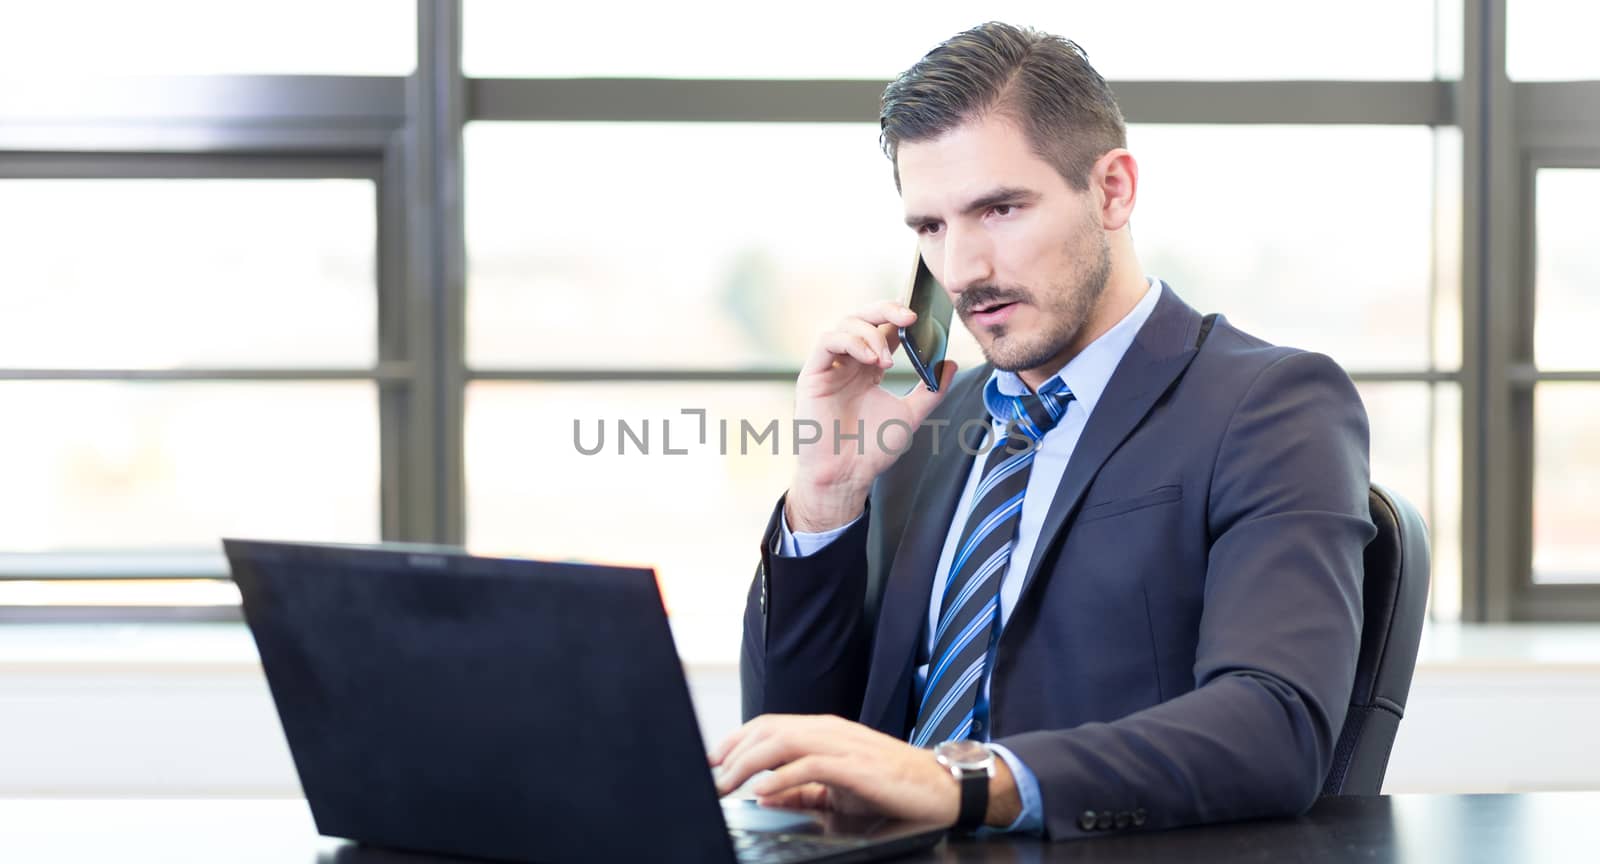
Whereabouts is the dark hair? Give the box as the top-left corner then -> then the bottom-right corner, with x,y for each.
879,22 -> 1126,192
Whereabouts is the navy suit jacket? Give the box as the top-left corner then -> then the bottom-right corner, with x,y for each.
740,285 -> 1375,838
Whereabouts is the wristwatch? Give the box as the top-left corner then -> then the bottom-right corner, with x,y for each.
933,739 -> 994,832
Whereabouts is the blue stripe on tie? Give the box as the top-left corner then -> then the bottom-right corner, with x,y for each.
914,657 -> 986,746
921,603 -> 994,708
942,492 -> 1025,598
971,449 -> 1033,507
919,595 -> 998,709
1041,392 -> 1063,422
918,706 -> 975,747
931,545 -> 1010,648
949,709 -> 976,743
914,659 -> 982,746
1009,396 -> 1042,440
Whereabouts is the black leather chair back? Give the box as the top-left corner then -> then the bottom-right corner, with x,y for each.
1321,483 -> 1431,796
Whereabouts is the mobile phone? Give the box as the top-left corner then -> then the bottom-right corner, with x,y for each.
898,253 -> 954,392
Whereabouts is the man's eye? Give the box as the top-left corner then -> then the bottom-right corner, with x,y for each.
920,223 -> 942,236
991,204 -> 1015,217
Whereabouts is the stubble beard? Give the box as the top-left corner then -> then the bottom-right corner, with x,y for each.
978,228 -> 1113,374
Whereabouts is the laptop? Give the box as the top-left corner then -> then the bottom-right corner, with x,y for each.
224,539 -> 948,864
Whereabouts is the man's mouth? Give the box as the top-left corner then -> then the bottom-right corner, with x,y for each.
967,300 -> 1021,326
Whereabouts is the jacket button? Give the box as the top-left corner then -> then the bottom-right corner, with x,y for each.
1096,811 -> 1113,830
1132,808 -> 1147,827
1115,811 -> 1131,829
1078,810 -> 1098,831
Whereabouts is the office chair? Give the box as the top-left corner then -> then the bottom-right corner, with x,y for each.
1320,483 -> 1431,796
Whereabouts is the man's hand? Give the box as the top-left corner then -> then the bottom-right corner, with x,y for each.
708,714 -> 1020,828
787,302 -> 958,533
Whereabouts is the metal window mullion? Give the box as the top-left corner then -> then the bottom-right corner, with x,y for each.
1515,82 -> 1600,150
0,124 -> 401,154
401,0 -> 467,545
0,76 -> 405,124
1460,0 -> 1520,621
1510,370 -> 1600,385
1346,371 -> 1463,383
378,128 -> 412,543
467,79 -> 1454,126
0,77 -> 405,155
0,153 -> 382,180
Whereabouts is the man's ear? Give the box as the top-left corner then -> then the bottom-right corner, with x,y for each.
1095,149 -> 1138,232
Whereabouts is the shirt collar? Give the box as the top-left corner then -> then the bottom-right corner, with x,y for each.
984,277 -> 1163,420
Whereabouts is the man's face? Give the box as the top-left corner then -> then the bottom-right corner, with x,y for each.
897,114 -> 1111,376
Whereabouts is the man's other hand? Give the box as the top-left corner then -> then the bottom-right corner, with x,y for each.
708,714 -> 1015,826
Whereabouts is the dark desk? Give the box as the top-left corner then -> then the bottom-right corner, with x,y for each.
3,793 -> 1597,863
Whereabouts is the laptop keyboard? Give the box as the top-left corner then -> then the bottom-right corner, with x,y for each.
729,828 -> 875,864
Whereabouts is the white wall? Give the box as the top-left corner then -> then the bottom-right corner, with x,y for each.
2,623 -> 1598,796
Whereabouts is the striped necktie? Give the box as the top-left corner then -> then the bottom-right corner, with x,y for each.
910,377 -> 1074,747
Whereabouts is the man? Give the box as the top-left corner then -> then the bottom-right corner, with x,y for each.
709,22 -> 1373,839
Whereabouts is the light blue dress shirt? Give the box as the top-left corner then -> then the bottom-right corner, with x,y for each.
778,278 -> 1163,833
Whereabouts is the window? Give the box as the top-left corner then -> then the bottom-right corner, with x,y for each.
465,121 -> 1464,622
465,123 -> 903,370
0,1 -> 414,76
1360,383 -> 1465,616
1508,0 -> 1600,81
1532,170 -> 1600,370
8,1 -> 1600,627
1529,169 -> 1600,586
0,382 -> 380,551
465,382 -> 795,648
1533,385 -> 1600,584
0,179 -> 376,368
1127,125 -> 1440,373
0,173 -> 383,609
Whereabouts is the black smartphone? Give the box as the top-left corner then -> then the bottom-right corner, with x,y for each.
898,253 -> 954,392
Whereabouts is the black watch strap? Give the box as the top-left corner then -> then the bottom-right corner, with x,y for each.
954,768 -> 989,832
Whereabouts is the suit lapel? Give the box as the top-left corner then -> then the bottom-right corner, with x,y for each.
858,374 -> 988,734
1014,286 -> 1205,608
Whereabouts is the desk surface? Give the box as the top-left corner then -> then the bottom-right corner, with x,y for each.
3,792 -> 1597,863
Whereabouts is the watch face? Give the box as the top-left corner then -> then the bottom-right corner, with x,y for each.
935,739 -> 991,769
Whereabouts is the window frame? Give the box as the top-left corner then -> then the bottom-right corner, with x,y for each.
0,74 -> 462,620
3,0 -> 1600,622
1504,151 -> 1600,618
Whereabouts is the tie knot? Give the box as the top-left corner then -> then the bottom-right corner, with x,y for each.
1000,377 -> 1073,443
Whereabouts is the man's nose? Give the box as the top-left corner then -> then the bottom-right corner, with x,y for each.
940,226 -> 995,296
